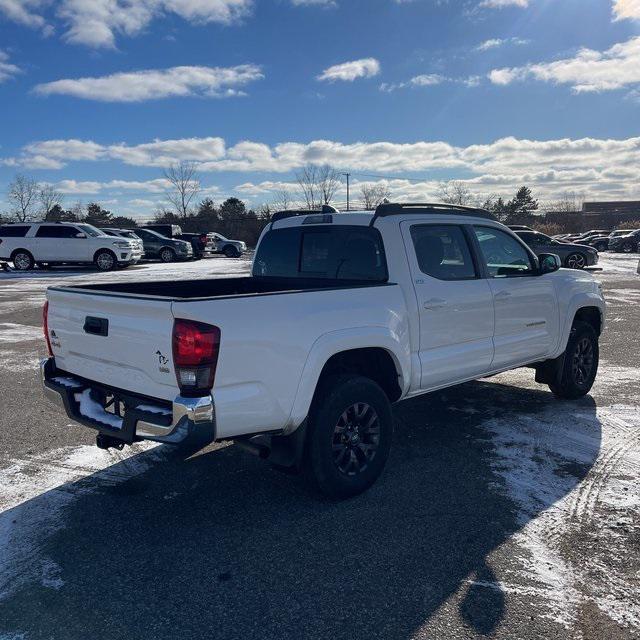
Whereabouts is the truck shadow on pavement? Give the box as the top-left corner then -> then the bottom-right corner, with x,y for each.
0,379 -> 600,640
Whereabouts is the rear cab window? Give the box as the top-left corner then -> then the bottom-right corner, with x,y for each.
253,225 -> 388,282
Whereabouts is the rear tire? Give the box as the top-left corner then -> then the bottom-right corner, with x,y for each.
304,374 -> 393,499
548,321 -> 599,399
12,250 -> 34,271
94,250 -> 116,271
160,247 -> 176,263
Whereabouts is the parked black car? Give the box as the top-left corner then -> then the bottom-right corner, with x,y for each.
515,231 -> 599,269
129,228 -> 193,262
608,229 -> 640,253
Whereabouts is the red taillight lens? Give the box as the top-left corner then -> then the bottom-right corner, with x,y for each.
172,319 -> 220,396
43,300 -> 53,357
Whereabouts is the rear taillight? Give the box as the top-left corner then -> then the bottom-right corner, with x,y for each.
199,234 -> 207,243
43,300 -> 53,357
172,319 -> 220,396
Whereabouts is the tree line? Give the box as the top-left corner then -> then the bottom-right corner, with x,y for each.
2,163 -> 590,244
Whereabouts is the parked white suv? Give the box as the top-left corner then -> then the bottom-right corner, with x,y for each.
0,222 -> 142,271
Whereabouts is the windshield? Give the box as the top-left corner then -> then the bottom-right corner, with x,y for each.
76,224 -> 104,237
121,231 -> 139,239
214,233 -> 228,240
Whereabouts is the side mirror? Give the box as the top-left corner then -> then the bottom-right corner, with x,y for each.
539,253 -> 561,274
75,232 -> 87,238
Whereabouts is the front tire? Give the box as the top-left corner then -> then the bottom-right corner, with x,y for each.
223,245 -> 240,258
565,253 -> 586,269
160,247 -> 176,263
304,374 -> 393,499
622,242 -> 634,253
12,250 -> 34,271
94,250 -> 116,271
548,321 -> 599,399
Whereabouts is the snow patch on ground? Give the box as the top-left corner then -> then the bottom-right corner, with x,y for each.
0,443 -> 162,601
483,398 -> 640,631
0,324 -> 42,343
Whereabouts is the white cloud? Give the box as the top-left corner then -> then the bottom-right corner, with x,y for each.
476,37 -> 529,51
380,74 -> 478,92
34,64 -> 263,102
317,58 -> 380,82
9,135 -> 640,193
291,0 -> 336,6
612,0 -> 640,21
0,0 -> 47,29
0,0 -> 252,48
5,134 -> 640,202
479,0 -> 528,7
0,50 -> 21,83
489,36 -> 640,93
50,178 -> 171,194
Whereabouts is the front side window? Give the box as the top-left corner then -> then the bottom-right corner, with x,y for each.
410,224 -> 477,280
474,226 -> 535,278
35,225 -> 81,238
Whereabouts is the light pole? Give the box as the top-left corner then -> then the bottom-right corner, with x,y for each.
342,172 -> 351,211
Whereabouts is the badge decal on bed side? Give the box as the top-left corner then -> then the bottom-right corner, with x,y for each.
156,350 -> 170,373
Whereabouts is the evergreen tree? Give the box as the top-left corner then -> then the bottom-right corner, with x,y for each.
85,202 -> 113,227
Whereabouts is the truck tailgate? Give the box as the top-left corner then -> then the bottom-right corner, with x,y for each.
47,288 -> 179,401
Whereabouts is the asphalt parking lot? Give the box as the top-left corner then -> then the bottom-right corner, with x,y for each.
0,253 -> 638,640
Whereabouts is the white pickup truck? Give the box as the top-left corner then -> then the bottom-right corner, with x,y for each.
41,204 -> 606,498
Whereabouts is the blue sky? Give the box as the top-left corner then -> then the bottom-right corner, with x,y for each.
0,0 -> 639,218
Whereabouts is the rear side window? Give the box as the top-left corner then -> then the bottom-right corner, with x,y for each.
253,226 -> 387,282
35,225 -> 81,238
410,225 -> 477,280
0,225 -> 30,237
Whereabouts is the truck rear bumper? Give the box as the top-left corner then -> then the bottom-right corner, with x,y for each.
40,357 -> 215,447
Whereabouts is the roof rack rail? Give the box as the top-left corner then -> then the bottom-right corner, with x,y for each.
270,205 -> 339,224
370,202 -> 496,226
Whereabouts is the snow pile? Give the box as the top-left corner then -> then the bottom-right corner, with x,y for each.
73,388 -> 122,430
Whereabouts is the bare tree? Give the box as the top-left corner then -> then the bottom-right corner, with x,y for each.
296,164 -> 320,210
360,183 -> 392,210
39,185 -> 64,220
437,180 -> 476,206
163,161 -> 200,218
7,174 -> 39,222
271,188 -> 294,211
316,165 -> 340,205
544,191 -> 585,213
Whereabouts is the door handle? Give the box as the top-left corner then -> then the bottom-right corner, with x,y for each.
423,298 -> 447,310
494,291 -> 512,301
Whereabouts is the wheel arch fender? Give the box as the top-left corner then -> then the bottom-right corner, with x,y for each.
285,326 -> 411,433
558,293 -> 605,352
93,247 -> 117,262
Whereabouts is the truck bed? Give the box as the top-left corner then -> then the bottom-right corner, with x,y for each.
57,276 -> 389,301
